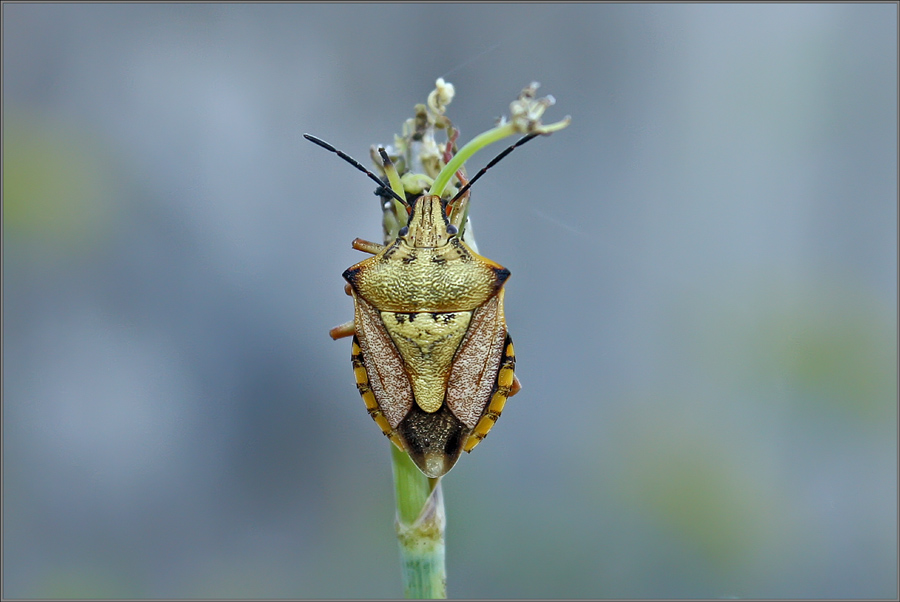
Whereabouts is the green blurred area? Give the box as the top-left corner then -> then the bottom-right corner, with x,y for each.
775,305 -> 896,419
611,277 -> 896,578
3,109 -> 115,253
34,567 -> 137,600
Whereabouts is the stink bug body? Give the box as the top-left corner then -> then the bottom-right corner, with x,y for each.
305,133 -> 530,478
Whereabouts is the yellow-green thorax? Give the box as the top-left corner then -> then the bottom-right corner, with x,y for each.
344,195 -> 509,313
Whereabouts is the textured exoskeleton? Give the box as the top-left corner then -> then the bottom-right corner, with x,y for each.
342,195 -> 517,478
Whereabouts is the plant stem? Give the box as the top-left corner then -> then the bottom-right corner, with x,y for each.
391,445 -> 447,599
429,123 -> 518,197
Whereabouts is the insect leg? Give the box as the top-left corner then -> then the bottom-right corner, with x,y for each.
351,238 -> 385,255
510,374 -> 522,397
329,320 -> 356,340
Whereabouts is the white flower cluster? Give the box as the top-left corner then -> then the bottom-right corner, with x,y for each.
502,82 -> 571,135
427,78 -> 456,116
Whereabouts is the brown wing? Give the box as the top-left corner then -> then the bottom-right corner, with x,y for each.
352,293 -> 414,429
463,333 -> 516,452
444,289 -> 508,429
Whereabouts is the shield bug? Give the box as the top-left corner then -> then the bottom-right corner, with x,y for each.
305,133 -> 537,478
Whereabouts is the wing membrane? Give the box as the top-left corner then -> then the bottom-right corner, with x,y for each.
445,290 -> 507,428
353,294 -> 414,428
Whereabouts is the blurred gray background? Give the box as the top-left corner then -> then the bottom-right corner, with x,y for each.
3,3 -> 897,599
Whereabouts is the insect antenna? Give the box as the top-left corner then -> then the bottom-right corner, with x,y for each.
304,134 -> 408,207
450,133 -> 540,203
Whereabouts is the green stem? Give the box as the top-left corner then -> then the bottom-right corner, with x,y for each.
391,445 -> 447,599
429,123 -> 518,197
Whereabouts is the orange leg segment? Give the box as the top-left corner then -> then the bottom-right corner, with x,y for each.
329,320 -> 355,340
510,374 -> 522,397
351,238 -> 384,255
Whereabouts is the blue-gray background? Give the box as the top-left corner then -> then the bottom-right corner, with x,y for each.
3,3 -> 897,599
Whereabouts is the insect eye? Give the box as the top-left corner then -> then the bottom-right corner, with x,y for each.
446,224 -> 458,235
398,226 -> 409,237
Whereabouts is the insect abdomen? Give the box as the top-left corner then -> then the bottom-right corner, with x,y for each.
398,403 -> 469,479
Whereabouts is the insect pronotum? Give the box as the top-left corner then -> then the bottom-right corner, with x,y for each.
306,133 -> 534,478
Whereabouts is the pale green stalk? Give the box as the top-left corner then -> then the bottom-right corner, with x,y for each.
429,123 -> 518,198
391,446 -> 446,599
